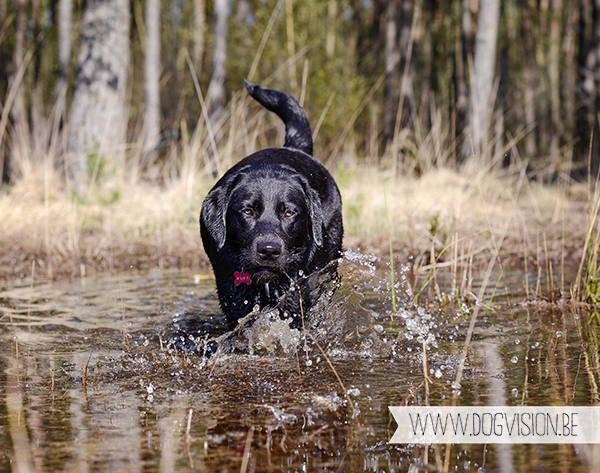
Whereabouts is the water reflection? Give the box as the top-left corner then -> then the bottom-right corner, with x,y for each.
0,256 -> 598,472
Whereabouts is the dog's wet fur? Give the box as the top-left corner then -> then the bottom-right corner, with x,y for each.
200,82 -> 343,328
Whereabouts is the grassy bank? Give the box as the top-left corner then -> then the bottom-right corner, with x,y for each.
0,156 -> 587,283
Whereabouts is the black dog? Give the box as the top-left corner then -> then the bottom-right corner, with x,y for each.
200,82 -> 343,328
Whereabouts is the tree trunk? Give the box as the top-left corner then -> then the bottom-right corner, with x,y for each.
548,0 -> 563,156
594,0 -> 600,113
519,0 -> 537,161
11,0 -> 28,140
576,0 -> 600,174
144,0 -> 161,150
207,0 -> 228,127
193,0 -> 205,79
236,0 -> 249,24
49,0 -> 73,177
383,0 -> 414,151
593,0 -> 600,173
383,0 -> 399,147
56,0 -> 73,110
576,0 -> 593,157
397,0 -> 415,131
467,0 -> 500,163
326,0 -> 337,58
67,0 -> 130,194
455,0 -> 470,164
0,0 -> 10,183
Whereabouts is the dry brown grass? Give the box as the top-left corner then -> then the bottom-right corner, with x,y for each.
0,152 -> 587,282
338,162 -> 586,267
0,165 -> 209,279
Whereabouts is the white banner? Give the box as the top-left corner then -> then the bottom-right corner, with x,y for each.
389,406 -> 600,444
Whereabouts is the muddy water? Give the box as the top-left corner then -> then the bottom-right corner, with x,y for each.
0,252 -> 599,472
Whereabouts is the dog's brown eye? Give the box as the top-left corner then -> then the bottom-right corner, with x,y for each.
242,208 -> 253,215
285,210 -> 295,217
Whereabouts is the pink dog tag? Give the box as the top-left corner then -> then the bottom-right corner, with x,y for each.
234,271 -> 251,286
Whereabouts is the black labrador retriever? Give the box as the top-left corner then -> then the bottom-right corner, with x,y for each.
200,82 -> 343,328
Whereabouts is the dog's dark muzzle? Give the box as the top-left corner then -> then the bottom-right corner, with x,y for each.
251,236 -> 286,278
256,240 -> 282,261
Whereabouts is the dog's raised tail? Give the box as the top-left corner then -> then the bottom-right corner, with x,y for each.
244,80 -> 313,156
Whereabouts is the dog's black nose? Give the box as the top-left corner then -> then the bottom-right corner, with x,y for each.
257,240 -> 282,260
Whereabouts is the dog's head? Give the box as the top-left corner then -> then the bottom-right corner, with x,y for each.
201,163 -> 323,285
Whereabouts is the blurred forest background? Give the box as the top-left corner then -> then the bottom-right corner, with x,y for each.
1,0 -> 599,194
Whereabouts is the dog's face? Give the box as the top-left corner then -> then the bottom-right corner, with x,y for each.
202,164 -> 324,293
227,171 -> 311,283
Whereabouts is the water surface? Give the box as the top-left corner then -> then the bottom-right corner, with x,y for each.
1,252 -> 598,472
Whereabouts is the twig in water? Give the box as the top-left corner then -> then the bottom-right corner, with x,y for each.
27,260 -> 35,331
7,355 -> 35,472
314,341 -> 357,421
50,362 -> 55,409
422,340 -> 432,470
279,434 -> 287,453
299,286 -> 309,361
384,187 -> 397,319
83,351 -> 93,395
422,341 -> 431,404
240,428 -> 254,473
184,408 -> 195,443
183,408 -> 196,469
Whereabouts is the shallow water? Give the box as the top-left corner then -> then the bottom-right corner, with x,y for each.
1,252 -> 599,472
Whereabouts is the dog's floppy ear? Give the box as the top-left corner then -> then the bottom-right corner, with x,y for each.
201,187 -> 227,250
298,176 -> 323,247
201,172 -> 247,250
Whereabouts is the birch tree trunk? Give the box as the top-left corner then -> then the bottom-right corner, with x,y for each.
468,0 -> 500,162
383,0 -> 399,147
455,0 -> 470,164
67,0 -> 130,194
207,0 -> 228,127
48,0 -> 73,177
0,0 -> 10,183
144,0 -> 161,150
11,0 -> 28,141
521,0 -> 537,160
56,0 -> 72,124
